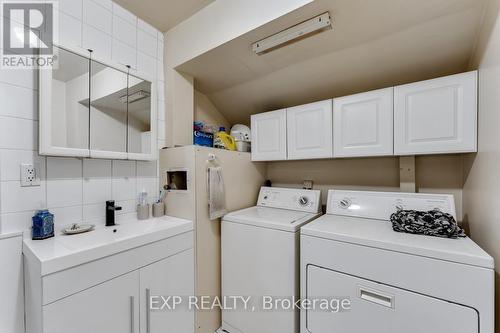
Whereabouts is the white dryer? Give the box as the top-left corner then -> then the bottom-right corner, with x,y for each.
301,190 -> 494,333
222,187 -> 322,333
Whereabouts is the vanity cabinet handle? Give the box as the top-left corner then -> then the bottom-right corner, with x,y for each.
146,288 -> 151,333
130,296 -> 135,333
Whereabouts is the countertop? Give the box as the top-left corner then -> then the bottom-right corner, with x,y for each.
23,216 -> 193,275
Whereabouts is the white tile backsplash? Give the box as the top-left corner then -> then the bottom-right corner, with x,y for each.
47,157 -> 82,179
137,29 -> 157,58
112,2 -> 136,25
0,150 -> 45,182
0,0 -> 165,233
83,202 -> 105,222
50,205 -> 83,228
112,177 -> 136,201
112,39 -> 137,68
83,159 -> 111,178
158,120 -> 166,142
116,199 -> 136,214
0,211 -> 34,233
47,179 -> 83,208
112,15 -> 136,47
112,160 -> 136,178
0,117 -> 38,150
92,0 -> 112,10
137,52 -> 157,79
83,0 -> 112,34
83,178 -> 112,204
137,177 -> 158,203
59,0 -> 83,20
137,161 -> 157,177
83,24 -> 112,60
59,11 -> 82,48
0,68 -> 37,90
0,83 -> 38,120
0,181 -> 46,213
138,18 -> 157,37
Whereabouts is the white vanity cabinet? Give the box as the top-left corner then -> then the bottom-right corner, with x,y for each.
394,71 -> 477,155
43,270 -> 140,333
24,218 -> 194,333
251,109 -> 287,161
333,88 -> 393,157
287,100 -> 333,160
140,249 -> 195,333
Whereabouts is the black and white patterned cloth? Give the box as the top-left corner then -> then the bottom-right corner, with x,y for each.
390,209 -> 466,239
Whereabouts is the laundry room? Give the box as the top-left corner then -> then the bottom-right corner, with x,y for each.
0,0 -> 499,333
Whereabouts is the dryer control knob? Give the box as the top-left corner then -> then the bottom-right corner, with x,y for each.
339,198 -> 351,209
299,196 -> 309,206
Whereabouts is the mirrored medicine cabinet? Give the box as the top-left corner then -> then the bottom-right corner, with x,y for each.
39,45 -> 157,160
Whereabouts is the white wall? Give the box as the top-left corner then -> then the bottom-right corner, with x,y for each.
163,0 -> 313,147
0,1 -> 165,332
165,0 -> 313,67
462,0 -> 500,327
194,90 -> 231,130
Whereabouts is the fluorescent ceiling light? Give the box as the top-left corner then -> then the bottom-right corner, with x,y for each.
252,12 -> 332,55
119,90 -> 150,104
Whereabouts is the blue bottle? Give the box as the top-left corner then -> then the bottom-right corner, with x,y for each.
32,210 -> 54,240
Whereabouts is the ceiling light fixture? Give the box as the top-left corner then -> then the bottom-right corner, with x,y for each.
252,12 -> 332,55
119,90 -> 150,104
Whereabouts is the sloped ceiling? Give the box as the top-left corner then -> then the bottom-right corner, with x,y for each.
114,0 -> 215,32
177,0 -> 487,125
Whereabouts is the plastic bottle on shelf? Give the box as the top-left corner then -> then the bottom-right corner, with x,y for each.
213,127 -> 236,150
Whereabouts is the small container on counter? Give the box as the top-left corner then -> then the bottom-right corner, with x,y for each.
32,209 -> 55,240
152,201 -> 165,217
137,204 -> 150,220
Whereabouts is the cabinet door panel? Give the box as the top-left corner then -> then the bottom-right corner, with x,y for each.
287,100 -> 333,160
43,270 -> 139,333
140,249 -> 194,333
334,88 -> 393,157
394,71 -> 477,155
251,110 -> 287,161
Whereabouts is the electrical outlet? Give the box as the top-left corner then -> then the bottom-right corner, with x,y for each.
20,163 -> 40,187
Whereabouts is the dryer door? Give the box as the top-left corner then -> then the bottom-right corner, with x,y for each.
305,265 -> 478,333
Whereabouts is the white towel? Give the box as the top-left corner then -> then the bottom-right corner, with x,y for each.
207,166 -> 227,220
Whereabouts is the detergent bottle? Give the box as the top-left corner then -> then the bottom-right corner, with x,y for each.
213,127 -> 236,150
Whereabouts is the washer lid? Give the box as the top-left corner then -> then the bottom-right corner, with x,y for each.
302,215 -> 494,269
223,206 -> 321,232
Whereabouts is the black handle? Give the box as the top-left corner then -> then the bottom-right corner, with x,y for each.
115,206 -> 122,211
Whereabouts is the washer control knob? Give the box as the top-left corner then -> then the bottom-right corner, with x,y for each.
299,196 -> 309,206
339,198 -> 351,209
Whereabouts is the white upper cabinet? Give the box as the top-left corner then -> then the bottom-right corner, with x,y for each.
287,100 -> 333,160
394,71 -> 477,155
333,88 -> 394,157
251,109 -> 287,161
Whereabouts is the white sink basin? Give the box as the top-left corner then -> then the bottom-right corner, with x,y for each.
23,216 -> 193,275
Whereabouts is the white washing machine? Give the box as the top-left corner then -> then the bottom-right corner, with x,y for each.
301,190 -> 494,333
221,187 -> 322,333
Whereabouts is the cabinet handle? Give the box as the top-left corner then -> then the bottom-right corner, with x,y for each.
358,286 -> 394,309
146,288 -> 151,333
130,296 -> 135,333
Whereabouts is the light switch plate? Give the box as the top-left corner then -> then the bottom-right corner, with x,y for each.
20,163 -> 41,187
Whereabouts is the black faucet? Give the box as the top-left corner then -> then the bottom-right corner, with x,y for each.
106,200 -> 122,226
